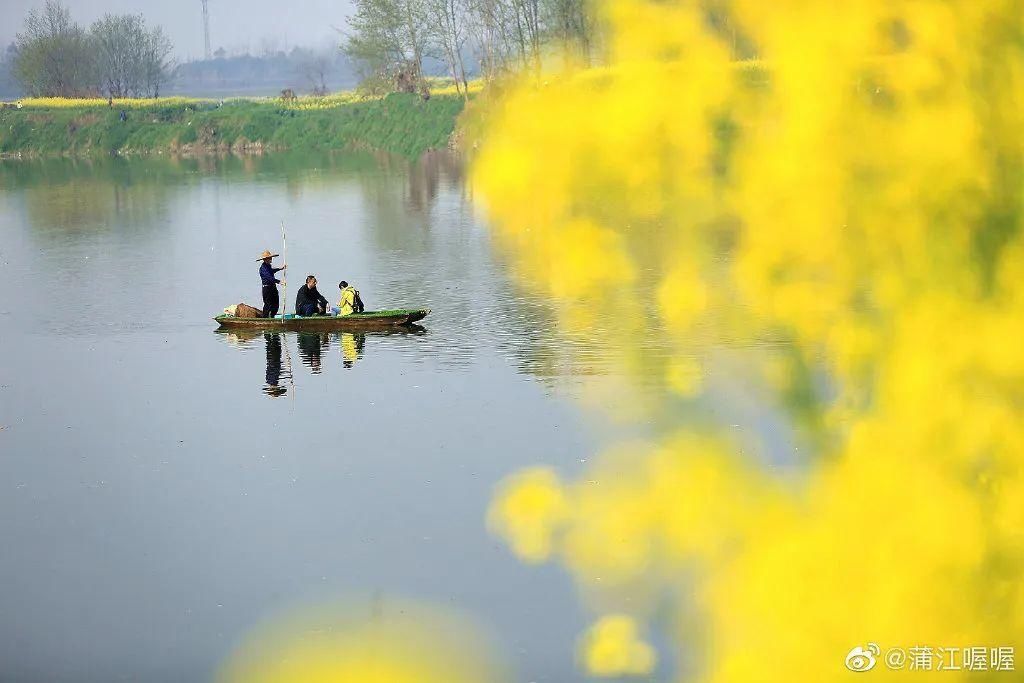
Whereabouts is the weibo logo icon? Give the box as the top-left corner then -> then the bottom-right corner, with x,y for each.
845,643 -> 880,672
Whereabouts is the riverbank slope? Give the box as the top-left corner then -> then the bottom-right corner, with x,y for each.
0,92 -> 467,159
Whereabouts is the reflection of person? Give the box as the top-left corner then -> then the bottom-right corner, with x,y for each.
258,250 -> 286,318
263,332 -> 287,397
298,332 -> 330,374
295,275 -> 328,316
340,332 -> 366,369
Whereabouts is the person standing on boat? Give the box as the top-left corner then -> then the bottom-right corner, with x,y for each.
295,275 -> 329,316
258,250 -> 286,318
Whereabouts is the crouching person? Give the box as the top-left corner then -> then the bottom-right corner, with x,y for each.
336,280 -> 365,316
295,275 -> 329,316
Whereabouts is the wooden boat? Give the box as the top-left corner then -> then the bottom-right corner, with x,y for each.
214,309 -> 429,330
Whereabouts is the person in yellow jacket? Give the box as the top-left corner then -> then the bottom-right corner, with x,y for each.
336,280 -> 363,316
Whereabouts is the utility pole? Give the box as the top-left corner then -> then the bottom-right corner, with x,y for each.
201,0 -> 211,59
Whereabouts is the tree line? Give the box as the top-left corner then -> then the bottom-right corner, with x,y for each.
171,48 -> 356,98
345,0 -> 595,96
345,0 -> 761,97
11,1 -> 173,98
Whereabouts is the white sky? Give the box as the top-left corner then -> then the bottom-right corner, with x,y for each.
1,0 -> 356,60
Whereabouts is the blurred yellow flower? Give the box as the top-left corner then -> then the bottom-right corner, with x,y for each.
487,467 -> 569,562
218,598 -> 507,683
474,0 -> 1024,679
578,615 -> 657,677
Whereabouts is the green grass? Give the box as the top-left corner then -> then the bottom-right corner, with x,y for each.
0,93 -> 467,158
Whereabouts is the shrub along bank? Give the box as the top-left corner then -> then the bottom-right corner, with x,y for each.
0,92 -> 467,158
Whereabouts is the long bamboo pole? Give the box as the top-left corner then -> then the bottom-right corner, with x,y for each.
279,219 -> 295,405
280,220 -> 287,317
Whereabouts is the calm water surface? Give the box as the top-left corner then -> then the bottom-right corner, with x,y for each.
0,152 -> 801,682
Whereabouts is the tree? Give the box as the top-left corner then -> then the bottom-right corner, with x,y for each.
91,14 -> 174,98
542,0 -> 592,62
12,0 -> 94,97
346,0 -> 432,94
463,0 -> 542,76
0,43 -> 20,97
91,14 -> 145,97
464,0 -> 511,79
299,49 -> 333,95
512,0 -> 544,72
142,26 -> 174,97
425,0 -> 470,95
11,2 -> 174,99
344,0 -> 599,89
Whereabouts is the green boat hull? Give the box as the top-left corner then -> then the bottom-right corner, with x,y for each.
214,309 -> 429,330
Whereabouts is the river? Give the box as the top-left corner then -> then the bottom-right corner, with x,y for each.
0,151 -> 800,682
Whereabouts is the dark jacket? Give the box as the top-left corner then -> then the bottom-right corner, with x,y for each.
295,284 -> 328,312
260,262 -> 283,287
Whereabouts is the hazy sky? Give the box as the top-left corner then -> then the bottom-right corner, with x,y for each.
1,0 -> 356,60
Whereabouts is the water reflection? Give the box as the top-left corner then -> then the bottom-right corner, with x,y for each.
1,150 -> 465,247
297,332 -> 330,374
214,325 -> 428,396
217,595 -> 509,683
340,332 -> 365,369
405,149 -> 465,214
264,333 -> 289,397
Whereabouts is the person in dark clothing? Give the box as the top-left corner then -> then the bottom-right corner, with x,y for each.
258,250 -> 286,318
296,275 -> 329,316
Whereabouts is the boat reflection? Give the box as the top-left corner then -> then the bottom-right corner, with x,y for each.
214,325 -> 426,397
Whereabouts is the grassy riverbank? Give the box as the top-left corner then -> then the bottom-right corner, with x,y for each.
0,90 -> 469,159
